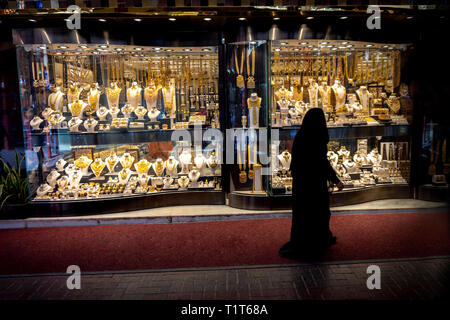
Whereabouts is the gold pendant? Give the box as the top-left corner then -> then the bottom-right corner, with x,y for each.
247,76 -> 255,89
239,171 -> 247,184
248,169 -> 254,180
236,75 -> 245,88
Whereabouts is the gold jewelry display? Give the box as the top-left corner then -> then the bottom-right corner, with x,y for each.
247,94 -> 262,126
246,47 -> 256,89
248,142 -> 257,180
70,100 -> 84,117
237,141 -> 247,183
106,152 -> 119,173
153,158 -> 165,177
135,159 -> 151,174
90,158 -> 106,177
234,48 -> 245,89
74,156 -> 92,170
165,157 -> 178,174
178,176 -> 190,188
68,85 -> 81,104
120,153 -> 134,170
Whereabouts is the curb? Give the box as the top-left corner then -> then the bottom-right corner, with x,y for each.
0,206 -> 448,230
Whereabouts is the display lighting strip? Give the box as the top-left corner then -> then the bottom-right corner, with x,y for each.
31,44 -> 218,55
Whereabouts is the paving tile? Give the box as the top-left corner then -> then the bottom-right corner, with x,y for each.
0,258 -> 448,300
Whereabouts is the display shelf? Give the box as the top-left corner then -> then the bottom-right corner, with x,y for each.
277,124 -> 410,140
229,184 -> 411,210
30,127 -> 216,147
24,190 -> 226,217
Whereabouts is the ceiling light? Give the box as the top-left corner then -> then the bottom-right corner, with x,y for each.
29,19 -> 37,22
55,52 -> 62,55
134,18 -> 142,22
183,48 -> 192,51
202,48 -> 211,51
280,42 -> 287,45
98,19 -> 106,22
274,48 -> 281,52
154,47 -> 161,51
115,48 -> 123,51
320,41 -> 328,45
99,45 -> 108,48
58,45 -> 68,49
79,45 -> 88,49
239,17 -> 246,21
203,17 -> 212,21
341,41 -> 348,45
365,44 -> 373,47
327,45 -> 333,48
134,47 -> 143,51
74,52 -> 81,55
331,47 -> 338,50
383,45 -> 389,48
306,17 -> 314,20
39,46 -> 46,50
340,16 -> 348,20
169,18 -> 176,21
300,42 -> 308,45
165,49 -> 173,52
273,17 -> 280,21
347,44 -> 353,47
406,16 -> 413,19
294,48 -> 299,51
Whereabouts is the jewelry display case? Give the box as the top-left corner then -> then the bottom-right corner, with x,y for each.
267,40 -> 413,207
17,44 -> 224,213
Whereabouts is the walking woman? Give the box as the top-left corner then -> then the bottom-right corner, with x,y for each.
279,108 -> 344,261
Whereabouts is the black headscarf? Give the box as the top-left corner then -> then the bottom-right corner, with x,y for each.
290,108 -> 329,175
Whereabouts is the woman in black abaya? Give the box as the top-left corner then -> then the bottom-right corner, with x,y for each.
279,108 -> 344,261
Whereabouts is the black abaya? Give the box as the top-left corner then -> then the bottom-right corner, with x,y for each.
279,109 -> 341,260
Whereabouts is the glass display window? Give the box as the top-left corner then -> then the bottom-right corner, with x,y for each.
267,40 -> 412,197
225,41 -> 270,197
16,44 -> 223,202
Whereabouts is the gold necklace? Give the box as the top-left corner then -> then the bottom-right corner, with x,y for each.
154,159 -> 164,176
135,159 -> 150,174
75,156 -> 90,169
234,48 -> 245,88
119,169 -> 129,180
237,141 -> 247,183
248,96 -> 261,126
246,47 -> 255,89
121,154 -> 133,170
68,87 -> 79,103
165,158 -> 177,172
70,101 -> 83,117
49,91 -> 60,110
90,159 -> 105,177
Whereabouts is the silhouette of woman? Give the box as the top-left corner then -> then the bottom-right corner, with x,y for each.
279,108 -> 344,260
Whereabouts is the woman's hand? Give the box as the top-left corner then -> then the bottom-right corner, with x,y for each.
336,181 -> 344,191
